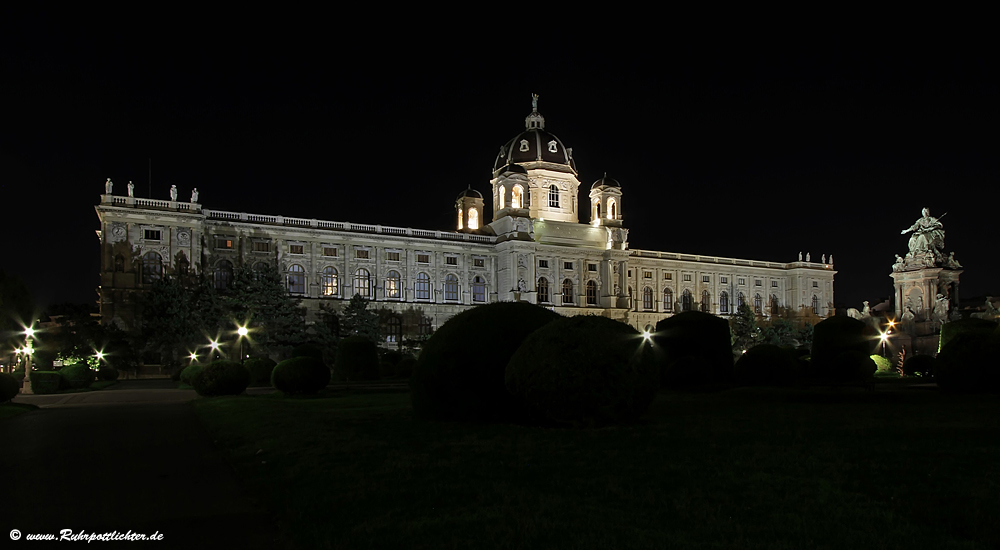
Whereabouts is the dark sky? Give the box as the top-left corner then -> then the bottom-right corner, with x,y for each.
2,23 -> 997,313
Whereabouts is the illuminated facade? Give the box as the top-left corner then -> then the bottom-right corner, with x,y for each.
95,99 -> 836,343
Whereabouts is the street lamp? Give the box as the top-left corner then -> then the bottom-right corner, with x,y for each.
19,326 -> 37,394
208,340 -> 220,361
879,331 -> 889,358
236,326 -> 249,364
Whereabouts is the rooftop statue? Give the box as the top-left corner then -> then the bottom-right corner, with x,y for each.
901,208 -> 946,259
105,178 -> 113,194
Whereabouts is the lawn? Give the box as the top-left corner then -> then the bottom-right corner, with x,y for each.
0,402 -> 39,421
193,387 -> 999,549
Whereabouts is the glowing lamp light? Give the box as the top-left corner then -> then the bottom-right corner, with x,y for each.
24,327 -> 36,338
209,340 -> 220,350
23,347 -> 33,355
237,326 -> 249,337
94,351 -> 105,361
642,330 -> 652,342
189,352 -> 198,361
879,332 -> 889,342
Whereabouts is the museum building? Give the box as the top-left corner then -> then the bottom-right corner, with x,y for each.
95,99 -> 836,343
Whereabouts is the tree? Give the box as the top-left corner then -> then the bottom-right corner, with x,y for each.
761,318 -> 797,347
341,294 -> 380,342
0,269 -> 36,350
140,276 -> 205,370
223,263 -> 305,353
731,302 -> 761,352
797,322 -> 814,349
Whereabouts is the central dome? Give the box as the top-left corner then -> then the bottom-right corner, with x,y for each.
492,97 -> 577,177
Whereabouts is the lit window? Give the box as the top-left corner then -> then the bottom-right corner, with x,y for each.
458,209 -> 463,230
445,274 -> 459,301
415,273 -> 431,300
643,287 -> 653,310
498,185 -> 505,209
548,185 -> 559,208
142,252 -> 162,284
703,275 -> 710,283
385,270 -> 401,299
356,249 -> 370,259
587,280 -> 598,305
287,264 -> 305,294
664,273 -> 672,280
214,260 -> 233,291
663,288 -> 673,311
681,289 -> 692,311
322,267 -> 339,297
720,291 -> 729,313
473,257 -> 485,268
446,256 -> 458,266
644,271 -> 652,279
472,276 -> 487,303
253,241 -> 270,252
144,229 -> 161,241
538,260 -> 549,268
512,185 -> 523,209
417,254 -> 430,264
468,209 -> 479,230
754,293 -> 762,315
701,290 -> 711,312
683,274 -> 692,282
354,268 -> 372,299
386,251 -> 400,262
607,198 -> 616,220
215,238 -> 233,250
323,247 -> 338,257
562,279 -> 573,304
537,277 -> 550,303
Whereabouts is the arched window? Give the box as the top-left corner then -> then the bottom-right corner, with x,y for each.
468,208 -> 479,230
498,185 -> 505,210
142,252 -> 162,284
354,268 -> 372,299
176,254 -> 189,275
524,187 -> 530,208
592,199 -> 600,221
812,295 -> 820,314
701,290 -> 711,312
737,292 -> 746,310
383,315 -> 402,344
607,198 -> 617,220
444,274 -> 459,301
511,185 -> 523,208
458,209 -> 463,230
754,293 -> 762,315
385,270 -> 401,299
214,260 -> 233,291
322,267 -> 339,297
770,295 -> 780,316
415,272 -> 431,300
643,286 -> 654,310
114,254 -> 125,272
719,291 -> 730,314
587,280 -> 598,305
663,288 -> 674,312
252,262 -> 269,281
562,279 -> 573,304
537,277 -> 550,303
549,185 -> 560,208
681,289 -> 692,311
472,276 -> 487,303
287,264 -> 305,294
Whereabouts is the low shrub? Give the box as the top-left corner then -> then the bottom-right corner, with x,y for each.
936,331 -> 1000,392
191,360 -> 250,397
902,354 -> 936,377
811,316 -> 877,381
733,345 -> 800,387
272,356 -> 331,395
335,337 -> 380,381
59,364 -> 95,390
652,311 -> 733,388
244,357 -> 277,387
870,355 -> 892,372
939,318 -> 998,353
506,316 -> 658,425
29,371 -> 62,394
0,372 -> 20,402
292,343 -> 326,363
412,302 -> 561,421
97,367 -> 120,381
179,364 -> 204,387
395,355 -> 416,379
831,350 -> 877,383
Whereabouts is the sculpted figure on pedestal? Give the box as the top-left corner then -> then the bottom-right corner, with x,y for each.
127,181 -> 134,197
105,178 -> 113,194
901,208 -> 945,259
169,185 -> 178,201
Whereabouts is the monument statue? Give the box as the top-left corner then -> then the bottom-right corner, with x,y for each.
932,294 -> 950,324
798,251 -> 802,261
191,188 -> 199,203
169,185 -> 178,201
947,252 -> 962,269
892,254 -> 905,272
127,181 -> 134,197
829,254 -> 834,264
806,252 -> 810,262
901,208 -> 946,259
822,254 -> 826,264
105,178 -> 113,194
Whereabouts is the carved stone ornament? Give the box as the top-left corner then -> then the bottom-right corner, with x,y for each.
177,229 -> 191,246
517,254 -> 527,269
109,223 -> 126,243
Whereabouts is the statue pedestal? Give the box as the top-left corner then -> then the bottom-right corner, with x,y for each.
890,266 -> 961,357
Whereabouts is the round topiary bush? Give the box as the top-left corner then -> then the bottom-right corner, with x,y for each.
97,367 -> 120,381
179,364 -> 204,387
936,331 -> 1000,392
334,336 -> 380,382
0,372 -> 20,402
653,311 -> 733,388
733,344 -> 800,387
811,316 -> 877,382
902,354 -> 936,377
29,371 -> 62,394
59,364 -> 95,390
834,350 -> 877,383
939,318 -> 998,353
272,356 -> 331,395
243,357 -> 277,387
506,315 -> 657,425
870,355 -> 892,373
411,302 -> 561,421
395,355 -> 416,379
191,360 -> 250,397
292,343 -> 326,362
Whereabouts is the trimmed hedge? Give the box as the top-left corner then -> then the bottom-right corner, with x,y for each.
653,311 -> 733,388
191,360 -> 250,397
292,343 -> 327,363
411,302 -> 561,421
811,316 -> 877,382
902,354 -> 936,377
734,345 -> 800,387
936,331 -> 1000,392
506,316 -> 658,425
395,356 -> 416,379
180,364 -> 204,386
0,372 -> 20,402
871,355 -> 893,372
244,357 -> 277,387
939,318 -> 998,353
59,364 -> 95,390
334,336 -> 380,382
272,356 -> 331,395
29,371 -> 62,394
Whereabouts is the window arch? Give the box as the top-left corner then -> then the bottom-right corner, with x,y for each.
548,185 -> 560,208
415,272 -> 431,301
592,198 -> 600,221
754,293 -> 762,315
607,197 -> 617,220
252,262 -> 270,281
587,280 -> 598,305
498,185 -> 505,210
354,268 -> 372,299
737,292 -> 746,310
385,270 -> 401,299
468,208 -> 479,230
562,279 -> 574,304
663,288 -> 674,312
214,259 -> 233,291
458,209 -> 463,230
472,276 -> 487,303
511,185 -> 523,209
114,254 -> 125,272
444,274 -> 459,301
142,252 -> 162,284
383,315 -> 402,344
719,291 -> 730,314
681,289 -> 692,311
322,267 -> 339,297
537,277 -> 550,303
770,295 -> 780,316
643,286 -> 654,310
812,295 -> 820,314
701,290 -> 711,312
287,264 -> 305,294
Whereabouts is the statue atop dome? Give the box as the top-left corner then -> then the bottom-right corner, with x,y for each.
531,93 -> 539,112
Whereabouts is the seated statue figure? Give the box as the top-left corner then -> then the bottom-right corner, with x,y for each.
901,208 -> 945,258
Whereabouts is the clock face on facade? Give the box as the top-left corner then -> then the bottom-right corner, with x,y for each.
111,225 -> 125,239
177,229 -> 190,245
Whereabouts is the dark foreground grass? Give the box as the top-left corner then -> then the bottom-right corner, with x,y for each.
0,402 -> 39,421
193,387 -> 999,549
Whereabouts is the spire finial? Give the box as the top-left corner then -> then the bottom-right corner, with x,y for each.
531,93 -> 539,112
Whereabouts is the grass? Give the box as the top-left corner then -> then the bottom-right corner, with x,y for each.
0,402 -> 39,421
193,387 -> 1000,549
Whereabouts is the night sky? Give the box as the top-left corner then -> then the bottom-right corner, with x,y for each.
3,24 -> 997,313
